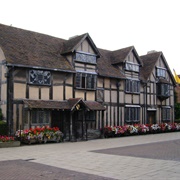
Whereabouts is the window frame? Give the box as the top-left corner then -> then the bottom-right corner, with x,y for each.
125,106 -> 140,123
86,111 -> 96,121
29,70 -> 51,86
125,79 -> 140,94
125,62 -> 139,72
157,83 -> 170,98
156,67 -> 166,78
31,110 -> 50,126
162,107 -> 171,121
75,71 -> 97,90
74,51 -> 97,64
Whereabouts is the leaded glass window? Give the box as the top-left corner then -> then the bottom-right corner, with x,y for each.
125,62 -> 139,72
75,72 -> 96,90
125,79 -> 140,93
31,110 -> 50,125
157,83 -> 170,99
162,107 -> 170,121
74,52 -> 96,64
29,70 -> 51,85
125,107 -> 140,123
156,67 -> 166,78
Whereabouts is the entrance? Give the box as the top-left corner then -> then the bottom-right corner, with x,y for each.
51,110 -> 70,139
73,110 -> 87,140
147,111 -> 156,124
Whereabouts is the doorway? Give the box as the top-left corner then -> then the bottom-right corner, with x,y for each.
147,111 -> 156,124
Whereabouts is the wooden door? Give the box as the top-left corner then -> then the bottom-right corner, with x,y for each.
147,111 -> 156,124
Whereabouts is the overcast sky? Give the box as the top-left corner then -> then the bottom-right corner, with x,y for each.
1,0 -> 180,74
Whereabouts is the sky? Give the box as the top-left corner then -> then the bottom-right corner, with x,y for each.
1,0 -> 180,74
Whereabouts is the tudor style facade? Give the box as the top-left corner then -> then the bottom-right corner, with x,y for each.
0,24 -> 176,140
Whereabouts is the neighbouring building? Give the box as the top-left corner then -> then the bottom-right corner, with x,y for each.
0,24 -> 176,141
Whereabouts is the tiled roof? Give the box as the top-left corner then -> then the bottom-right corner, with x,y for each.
97,49 -> 126,79
61,34 -> 87,54
0,24 -> 75,72
23,99 -> 105,111
84,101 -> 106,110
97,46 -> 143,79
23,100 -> 70,110
61,33 -> 101,57
140,52 -> 162,81
110,46 -> 133,65
0,23 -> 174,84
140,52 -> 176,85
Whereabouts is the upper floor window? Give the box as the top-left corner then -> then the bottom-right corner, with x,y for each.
125,62 -> 139,72
74,52 -> 96,64
157,83 -> 170,100
75,72 -> 96,90
125,79 -> 140,93
156,67 -> 166,78
29,70 -> 51,85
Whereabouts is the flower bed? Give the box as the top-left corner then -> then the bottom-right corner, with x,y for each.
15,126 -> 63,144
0,135 -> 20,148
0,135 -> 15,142
103,123 -> 180,138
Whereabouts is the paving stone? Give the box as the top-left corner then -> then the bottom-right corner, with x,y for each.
0,160 -> 115,180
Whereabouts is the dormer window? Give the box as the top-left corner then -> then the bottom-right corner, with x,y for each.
156,67 -> 166,78
74,52 -> 96,64
125,62 -> 139,72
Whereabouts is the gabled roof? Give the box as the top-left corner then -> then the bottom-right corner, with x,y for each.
97,48 -> 126,79
140,52 -> 161,81
140,51 -> 176,85
110,46 -> 142,66
110,46 -> 133,65
0,24 -> 75,72
61,33 -> 101,57
97,46 -> 142,79
68,98 -> 83,111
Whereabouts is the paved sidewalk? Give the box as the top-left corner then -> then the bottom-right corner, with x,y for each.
0,132 -> 180,180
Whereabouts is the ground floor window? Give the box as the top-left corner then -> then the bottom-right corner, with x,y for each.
125,106 -> 140,123
86,111 -> 96,121
162,107 -> 170,121
31,110 -> 50,126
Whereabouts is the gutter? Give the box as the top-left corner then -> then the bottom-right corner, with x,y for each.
6,63 -> 76,73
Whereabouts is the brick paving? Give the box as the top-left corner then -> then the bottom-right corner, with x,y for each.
0,160 -> 113,180
92,139 -> 180,161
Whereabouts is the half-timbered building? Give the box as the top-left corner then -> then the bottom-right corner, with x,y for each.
0,24 -> 176,140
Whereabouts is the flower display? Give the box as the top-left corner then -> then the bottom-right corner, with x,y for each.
15,126 -> 63,144
0,135 -> 14,142
103,123 -> 180,138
